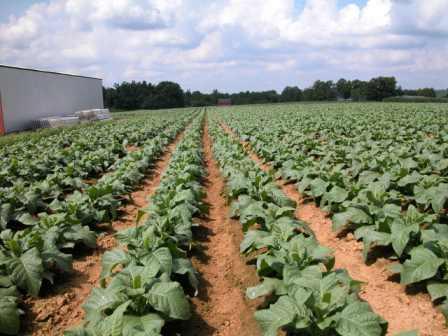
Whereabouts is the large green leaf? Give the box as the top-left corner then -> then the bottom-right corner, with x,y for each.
110,301 -> 132,336
325,186 -> 349,203
100,249 -> 131,279
145,282 -> 190,320
332,207 -> 371,231
336,302 -> 384,336
310,178 -> 329,197
122,314 -> 164,336
0,296 -> 22,335
173,257 -> 198,292
2,247 -> 43,296
254,296 -> 299,336
83,287 -> 127,323
427,282 -> 448,301
400,247 -> 444,285
142,248 -> 173,277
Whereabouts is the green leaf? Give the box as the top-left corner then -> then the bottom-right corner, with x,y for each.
427,282 -> 448,301
356,227 -> 391,262
390,222 -> 416,257
173,258 -> 198,292
397,172 -> 421,187
332,207 -> 371,231
400,247 -> 444,285
240,230 -> 272,253
146,282 -> 190,320
83,287 -> 127,323
17,213 -> 39,226
431,185 -> 448,213
3,247 -> 43,296
121,313 -> 165,336
246,278 -> 286,299
41,247 -> 73,273
254,296 -> 298,336
240,201 -> 267,230
325,186 -> 349,203
110,301 -> 132,336
0,296 -> 22,335
336,302 -> 384,336
143,248 -> 173,277
101,249 -> 131,279
310,178 -> 329,197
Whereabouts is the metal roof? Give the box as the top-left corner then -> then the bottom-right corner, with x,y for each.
0,64 -> 102,81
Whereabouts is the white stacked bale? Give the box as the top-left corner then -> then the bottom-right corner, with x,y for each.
35,116 -> 80,129
75,108 -> 111,121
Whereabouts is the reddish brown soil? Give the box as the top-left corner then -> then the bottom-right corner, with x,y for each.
23,132 -> 185,336
126,144 -> 140,153
221,122 -> 448,336
180,121 -> 261,336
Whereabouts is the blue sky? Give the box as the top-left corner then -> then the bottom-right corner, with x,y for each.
0,0 -> 45,21
0,0 -> 447,91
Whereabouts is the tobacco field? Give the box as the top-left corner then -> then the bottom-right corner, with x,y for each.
1,103 -> 448,336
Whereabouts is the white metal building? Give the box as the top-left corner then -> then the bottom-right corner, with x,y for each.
0,65 -> 104,134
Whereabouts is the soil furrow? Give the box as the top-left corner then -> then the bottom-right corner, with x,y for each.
181,120 -> 261,336
23,131 -> 186,336
220,122 -> 447,336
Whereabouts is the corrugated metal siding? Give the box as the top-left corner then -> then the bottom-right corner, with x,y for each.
0,66 -> 103,133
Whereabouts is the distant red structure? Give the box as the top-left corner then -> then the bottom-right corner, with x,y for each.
217,98 -> 232,106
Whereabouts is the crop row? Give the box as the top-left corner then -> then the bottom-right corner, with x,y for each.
0,111 -> 198,230
0,111 -> 196,335
0,112 -> 177,187
208,115 -> 387,336
65,112 -> 206,335
218,103 -> 448,322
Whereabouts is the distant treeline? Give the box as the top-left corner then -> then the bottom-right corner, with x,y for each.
103,77 -> 448,110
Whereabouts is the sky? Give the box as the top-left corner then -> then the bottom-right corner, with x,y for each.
0,0 -> 447,92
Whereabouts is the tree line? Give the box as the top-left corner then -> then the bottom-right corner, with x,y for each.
103,76 -> 446,110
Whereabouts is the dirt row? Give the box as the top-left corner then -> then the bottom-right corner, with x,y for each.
219,122 -> 447,336
179,121 -> 261,336
23,131 -> 185,336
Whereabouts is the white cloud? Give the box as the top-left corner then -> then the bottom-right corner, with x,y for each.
0,0 -> 447,90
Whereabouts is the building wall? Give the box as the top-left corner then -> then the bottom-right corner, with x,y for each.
0,66 -> 103,133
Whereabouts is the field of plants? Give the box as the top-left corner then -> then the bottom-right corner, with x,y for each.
1,102 -> 448,336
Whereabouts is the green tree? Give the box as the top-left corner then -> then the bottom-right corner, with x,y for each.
280,86 -> 302,102
336,79 -> 352,99
143,81 -> 184,109
350,80 -> 368,101
416,88 -> 436,97
303,80 -> 336,101
366,77 -> 397,101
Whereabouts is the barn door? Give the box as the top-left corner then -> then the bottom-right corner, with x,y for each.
0,90 -> 5,135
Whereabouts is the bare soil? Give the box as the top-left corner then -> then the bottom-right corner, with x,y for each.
126,144 -> 140,153
221,122 -> 448,336
179,121 -> 261,336
22,132 -> 185,336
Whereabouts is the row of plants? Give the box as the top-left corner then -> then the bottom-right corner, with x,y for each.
208,115 -> 388,336
0,109 -> 187,188
0,110 -> 200,228
0,112 -> 196,335
218,103 -> 448,322
0,113 -> 193,229
65,112 -> 207,335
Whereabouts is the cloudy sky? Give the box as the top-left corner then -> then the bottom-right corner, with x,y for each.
0,0 -> 447,92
